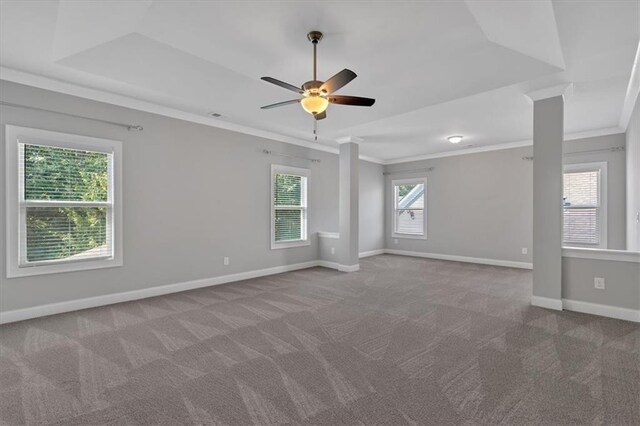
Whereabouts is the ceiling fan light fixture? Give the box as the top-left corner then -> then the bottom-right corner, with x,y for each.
260,31 -> 374,127
301,95 -> 329,115
448,135 -> 463,144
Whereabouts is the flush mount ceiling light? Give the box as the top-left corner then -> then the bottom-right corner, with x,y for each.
260,31 -> 375,121
448,135 -> 463,144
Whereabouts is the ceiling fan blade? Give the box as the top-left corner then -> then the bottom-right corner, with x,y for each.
260,99 -> 301,109
261,77 -> 303,94
319,69 -> 357,94
314,111 -> 327,120
328,95 -> 375,107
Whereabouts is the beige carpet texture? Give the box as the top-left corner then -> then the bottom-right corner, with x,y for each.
0,254 -> 638,425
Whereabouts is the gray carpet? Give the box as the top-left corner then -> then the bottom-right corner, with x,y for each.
0,254 -> 638,425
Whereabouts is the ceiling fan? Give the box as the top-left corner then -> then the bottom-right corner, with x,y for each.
260,31 -> 375,122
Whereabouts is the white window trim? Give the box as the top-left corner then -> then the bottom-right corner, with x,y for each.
5,125 -> 123,278
270,164 -> 310,250
392,177 -> 427,240
563,161 -> 607,249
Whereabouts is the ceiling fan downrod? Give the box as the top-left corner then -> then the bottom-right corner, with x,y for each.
307,31 -> 323,81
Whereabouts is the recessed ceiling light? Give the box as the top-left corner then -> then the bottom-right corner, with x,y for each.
208,112 -> 222,118
448,135 -> 463,144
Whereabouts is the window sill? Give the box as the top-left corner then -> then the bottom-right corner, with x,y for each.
392,233 -> 427,240
563,242 -> 606,250
271,240 -> 311,250
562,247 -> 640,263
7,257 -> 123,278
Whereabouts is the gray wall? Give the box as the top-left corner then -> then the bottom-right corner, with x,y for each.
381,133 -> 628,264
562,256 -> 640,310
384,146 -> 534,264
0,81 -> 383,312
1,79 -> 631,315
359,160 -> 385,253
626,96 -> 640,251
564,133 -> 626,250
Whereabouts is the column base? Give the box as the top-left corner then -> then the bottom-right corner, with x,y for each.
338,264 -> 360,273
531,296 -> 563,311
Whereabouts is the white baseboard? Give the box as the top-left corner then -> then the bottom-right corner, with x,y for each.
338,264 -> 360,272
384,249 -> 533,269
6,249 -> 636,324
531,296 -> 563,311
562,299 -> 640,323
0,260 -> 320,325
25,249 -> 638,325
317,261 -> 360,272
317,260 -> 339,270
359,249 -> 385,258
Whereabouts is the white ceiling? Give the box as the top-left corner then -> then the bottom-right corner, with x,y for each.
1,0 -> 638,162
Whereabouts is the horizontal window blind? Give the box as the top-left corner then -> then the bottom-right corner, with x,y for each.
273,172 -> 307,243
394,182 -> 425,235
19,143 -> 113,265
274,209 -> 304,242
23,144 -> 109,202
563,170 -> 600,245
25,207 -> 110,262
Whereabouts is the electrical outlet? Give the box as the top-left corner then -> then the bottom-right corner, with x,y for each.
522,248 -> 528,255
394,239 -> 399,245
594,277 -> 605,290
330,247 -> 335,255
223,257 -> 230,266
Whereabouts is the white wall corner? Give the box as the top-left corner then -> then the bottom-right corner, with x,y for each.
525,83 -> 573,102
531,296 -> 563,311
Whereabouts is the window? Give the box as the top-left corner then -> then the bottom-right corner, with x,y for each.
392,178 -> 427,238
563,162 -> 607,248
5,125 -> 122,277
271,165 -> 309,249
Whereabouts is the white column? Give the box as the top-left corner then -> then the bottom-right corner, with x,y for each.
527,84 -> 572,310
337,138 -> 360,272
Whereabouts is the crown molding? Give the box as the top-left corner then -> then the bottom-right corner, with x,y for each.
384,140 -> 533,164
564,126 -> 625,142
0,67 -> 386,164
382,126 -> 625,165
1,67 -> 625,167
525,82 -> 573,102
619,41 -> 640,130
